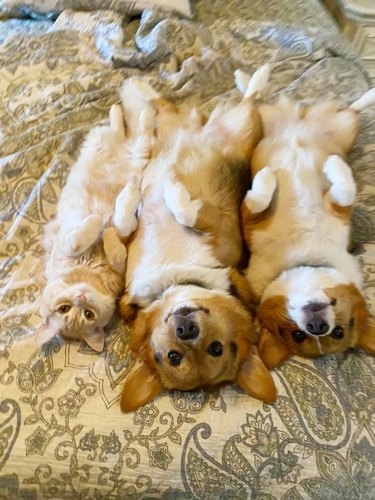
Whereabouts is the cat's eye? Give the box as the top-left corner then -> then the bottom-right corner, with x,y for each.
330,326 -> 344,339
168,350 -> 182,366
84,309 -> 95,320
292,330 -> 306,343
207,341 -> 223,357
58,304 -> 71,314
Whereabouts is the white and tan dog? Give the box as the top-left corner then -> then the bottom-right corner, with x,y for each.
118,68 -> 277,412
239,82 -> 375,367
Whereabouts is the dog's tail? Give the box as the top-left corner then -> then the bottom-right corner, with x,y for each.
234,64 -> 271,101
350,88 -> 375,112
119,78 -> 159,138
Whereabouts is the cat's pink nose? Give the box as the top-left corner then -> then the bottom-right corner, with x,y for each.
76,293 -> 86,302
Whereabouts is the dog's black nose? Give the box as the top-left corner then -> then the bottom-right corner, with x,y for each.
303,302 -> 329,335
175,314 -> 199,340
306,316 -> 329,335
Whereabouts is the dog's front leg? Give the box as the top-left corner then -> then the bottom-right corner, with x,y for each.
323,155 -> 356,207
163,175 -> 203,228
244,166 -> 277,214
103,227 -> 127,274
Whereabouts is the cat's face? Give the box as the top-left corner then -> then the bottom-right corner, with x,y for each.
36,278 -> 115,351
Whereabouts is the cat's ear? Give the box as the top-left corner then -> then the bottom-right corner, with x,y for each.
82,328 -> 105,352
35,321 -> 60,346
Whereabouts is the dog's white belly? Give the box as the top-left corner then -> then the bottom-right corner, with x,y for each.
247,168 -> 357,298
125,198 -> 229,306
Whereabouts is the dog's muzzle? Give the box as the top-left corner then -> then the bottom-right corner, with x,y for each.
302,302 -> 329,335
174,313 -> 200,340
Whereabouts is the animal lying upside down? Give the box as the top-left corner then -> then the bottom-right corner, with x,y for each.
238,80 -> 375,366
117,67 -> 277,412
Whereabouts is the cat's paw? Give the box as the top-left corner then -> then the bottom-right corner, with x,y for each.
64,215 -> 102,257
81,215 -> 103,241
109,104 -> 126,138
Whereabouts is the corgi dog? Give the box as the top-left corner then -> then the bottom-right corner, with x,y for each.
118,67 -> 277,412
239,81 -> 375,367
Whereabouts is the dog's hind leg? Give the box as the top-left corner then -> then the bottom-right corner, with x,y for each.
244,166 -> 277,214
323,155 -> 356,207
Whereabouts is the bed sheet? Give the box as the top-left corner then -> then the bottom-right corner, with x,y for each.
0,0 -> 374,497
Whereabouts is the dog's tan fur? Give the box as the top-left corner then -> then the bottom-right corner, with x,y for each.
118,71 -> 276,411
240,94 -> 375,367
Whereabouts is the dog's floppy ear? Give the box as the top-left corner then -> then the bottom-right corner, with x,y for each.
120,358 -> 163,413
257,327 -> 292,369
236,345 -> 276,402
257,295 -> 288,330
120,304 -> 164,412
127,305 -> 160,353
228,268 -> 257,313
348,288 -> 375,354
356,323 -> 375,354
256,296 -> 292,368
118,294 -> 138,324
331,284 -> 375,354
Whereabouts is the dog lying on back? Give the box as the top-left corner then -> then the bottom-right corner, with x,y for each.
118,68 -> 277,412
239,82 -> 375,367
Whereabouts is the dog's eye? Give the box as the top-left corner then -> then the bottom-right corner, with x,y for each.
331,326 -> 344,339
330,298 -> 337,306
58,304 -> 71,314
292,330 -> 306,343
207,341 -> 223,357
84,309 -> 95,320
168,350 -> 182,366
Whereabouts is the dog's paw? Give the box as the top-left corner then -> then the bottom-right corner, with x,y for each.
323,155 -> 356,206
113,179 -> 141,237
164,178 -> 202,227
245,166 -> 276,213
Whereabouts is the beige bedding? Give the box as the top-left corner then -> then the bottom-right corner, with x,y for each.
0,1 -> 374,497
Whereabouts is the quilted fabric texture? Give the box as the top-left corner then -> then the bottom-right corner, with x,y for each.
0,0 -> 374,497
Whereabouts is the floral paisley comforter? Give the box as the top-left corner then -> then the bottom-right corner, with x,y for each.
0,0 -> 374,497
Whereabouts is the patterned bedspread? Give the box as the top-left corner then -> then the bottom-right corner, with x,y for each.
0,0 -> 374,497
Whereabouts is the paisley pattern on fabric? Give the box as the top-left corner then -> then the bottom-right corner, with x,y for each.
0,0 -> 374,497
